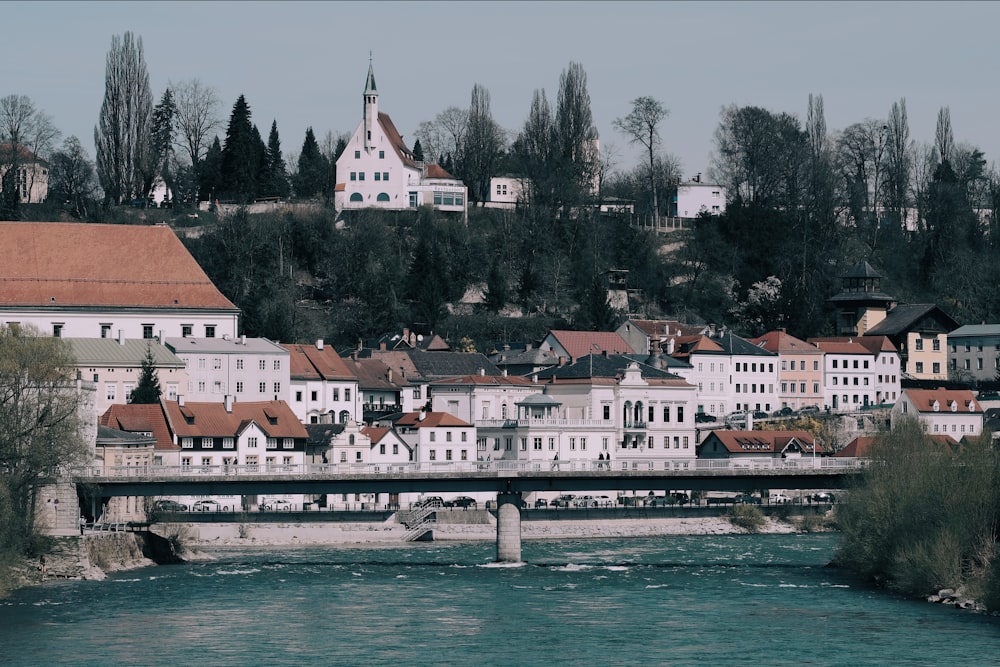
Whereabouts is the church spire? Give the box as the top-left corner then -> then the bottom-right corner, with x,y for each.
363,57 -> 378,151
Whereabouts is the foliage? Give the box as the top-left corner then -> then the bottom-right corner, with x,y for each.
294,127 -> 328,199
48,136 -> 98,218
835,416 -> 999,600
95,32 -> 153,206
170,78 -> 221,168
0,326 -> 88,560
129,343 -> 162,404
613,95 -> 669,215
726,504 -> 765,532
261,120 -> 290,198
220,95 -> 258,201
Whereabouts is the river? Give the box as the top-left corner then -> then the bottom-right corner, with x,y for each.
2,534 -> 998,666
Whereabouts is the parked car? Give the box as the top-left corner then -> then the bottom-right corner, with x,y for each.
799,405 -> 821,414
192,499 -> 221,512
152,499 -> 186,512
444,496 -> 477,509
810,492 -> 836,503
772,406 -> 795,417
695,412 -> 717,423
414,496 -> 443,508
726,411 -> 749,426
733,493 -> 761,505
552,494 -> 576,508
261,499 -> 292,511
534,498 -> 549,508
752,410 -> 769,420
769,493 -> 792,504
574,495 -> 600,508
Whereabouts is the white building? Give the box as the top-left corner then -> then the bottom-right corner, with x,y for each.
891,388 -> 984,440
672,176 -> 725,218
283,340 -> 360,424
165,336 -> 289,403
334,64 -> 468,218
0,222 -> 239,340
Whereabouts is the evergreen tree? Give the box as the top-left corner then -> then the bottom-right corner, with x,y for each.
294,127 -> 328,198
264,120 -> 289,198
129,344 -> 162,404
412,139 -> 424,162
483,258 -> 508,313
198,136 -> 223,202
251,124 -> 268,197
220,95 -> 257,201
150,88 -> 177,200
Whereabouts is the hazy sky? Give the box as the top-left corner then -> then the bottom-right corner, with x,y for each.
5,1 -> 999,178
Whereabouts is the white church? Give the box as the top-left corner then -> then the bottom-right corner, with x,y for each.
334,64 -> 468,219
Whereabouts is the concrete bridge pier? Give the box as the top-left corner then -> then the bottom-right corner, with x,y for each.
495,491 -> 523,562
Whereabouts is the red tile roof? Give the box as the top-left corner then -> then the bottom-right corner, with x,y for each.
378,112 -> 418,170
547,330 -> 635,360
282,342 -> 356,381
628,319 -> 707,338
100,403 -> 177,451
903,388 -> 981,414
0,222 -> 238,311
163,400 -> 308,438
361,426 -> 391,443
393,411 -> 472,428
424,163 -> 455,179
701,430 -> 822,455
749,330 -> 823,354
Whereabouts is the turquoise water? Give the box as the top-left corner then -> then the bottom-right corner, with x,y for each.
2,535 -> 998,666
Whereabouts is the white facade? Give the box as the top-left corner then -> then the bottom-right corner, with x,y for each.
818,349 -> 879,411
730,353 -> 780,414
5,312 -> 238,342
686,352 -> 730,417
892,389 -> 984,439
486,176 -> 526,209
673,180 -> 725,218
165,336 -> 289,403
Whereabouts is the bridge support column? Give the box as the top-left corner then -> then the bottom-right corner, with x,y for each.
495,491 -> 523,563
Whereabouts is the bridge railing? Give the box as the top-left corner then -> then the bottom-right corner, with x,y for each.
76,456 -> 866,479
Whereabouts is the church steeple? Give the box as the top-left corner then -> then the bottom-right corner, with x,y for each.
363,58 -> 378,151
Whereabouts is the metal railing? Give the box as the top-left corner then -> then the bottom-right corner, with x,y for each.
76,456 -> 866,479
401,499 -> 441,541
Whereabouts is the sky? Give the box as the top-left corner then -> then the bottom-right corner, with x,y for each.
4,1 -> 1000,179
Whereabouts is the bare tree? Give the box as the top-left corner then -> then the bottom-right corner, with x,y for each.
171,78 -> 221,167
95,31 -> 154,205
459,83 -> 505,202
553,62 -> 599,207
49,136 -> 97,217
613,96 -> 669,216
415,106 -> 468,166
934,106 -> 954,166
884,98 -> 911,229
0,94 -> 60,204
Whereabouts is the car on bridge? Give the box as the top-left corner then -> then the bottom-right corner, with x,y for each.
444,496 -> 477,509
261,499 -> 292,511
769,493 -> 792,504
552,494 -> 576,508
772,407 -> 795,418
152,500 -> 187,512
533,498 -> 549,508
733,494 -> 761,505
810,492 -> 836,503
192,499 -> 222,512
695,412 -> 717,423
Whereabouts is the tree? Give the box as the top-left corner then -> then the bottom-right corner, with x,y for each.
48,136 -> 97,218
0,94 -> 60,207
150,88 -> 177,201
95,31 -> 154,206
459,84 -> 505,202
553,62 -> 599,209
415,106 -> 468,164
884,98 -> 911,229
294,127 -> 328,199
412,139 -> 424,162
262,120 -> 289,198
613,96 -> 669,216
0,325 -> 88,556
198,136 -> 223,202
129,343 -> 162,404
171,79 -> 221,168
934,106 -> 954,166
220,95 -> 257,201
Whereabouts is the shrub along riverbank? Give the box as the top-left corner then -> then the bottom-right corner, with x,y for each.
834,416 -> 1000,609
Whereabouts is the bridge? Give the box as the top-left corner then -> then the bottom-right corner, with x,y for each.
74,457 -> 865,561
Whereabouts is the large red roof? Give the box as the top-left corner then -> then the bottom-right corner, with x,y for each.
282,342 -> 356,381
163,400 -> 308,439
546,330 -> 635,360
100,403 -> 177,451
0,222 -> 237,311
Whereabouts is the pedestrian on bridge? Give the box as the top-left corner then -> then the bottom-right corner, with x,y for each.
78,516 -> 86,536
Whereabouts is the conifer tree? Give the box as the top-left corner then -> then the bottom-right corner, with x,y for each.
294,127 -> 328,198
129,343 -> 162,404
198,136 -> 223,202
220,95 -> 256,201
265,120 -> 289,198
412,139 -> 424,162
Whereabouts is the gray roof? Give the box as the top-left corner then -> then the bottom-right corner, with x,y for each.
406,350 -> 501,380
96,425 -> 156,446
534,354 -> 684,381
714,333 -> 777,357
865,304 -> 960,337
165,336 -> 287,355
516,393 -> 561,406
949,324 -> 1000,338
65,338 -> 185,368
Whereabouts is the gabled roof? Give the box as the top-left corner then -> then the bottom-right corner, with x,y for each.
163,400 -> 308,439
405,350 -> 501,381
304,422 -> 345,447
699,430 -> 822,455
808,338 -> 876,355
0,222 -> 238,312
392,411 -> 472,428
378,112 -> 418,170
96,424 -> 157,448
346,357 -> 406,390
838,433 -> 960,457
623,319 -> 708,339
361,425 -> 391,443
0,143 -> 47,165
748,330 -> 823,355
430,374 -> 535,388
667,334 -> 725,359
100,403 -> 176,451
65,338 -> 186,368
282,342 -> 356,381
948,324 -> 1000,338
865,304 -> 960,337
545,330 -> 635,360
902,388 -> 982,414
714,332 -> 778,358
533,354 -> 688,384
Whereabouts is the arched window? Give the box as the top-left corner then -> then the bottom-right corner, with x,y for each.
349,435 -> 355,445
339,410 -> 350,423
376,192 -> 390,202
349,193 -> 363,202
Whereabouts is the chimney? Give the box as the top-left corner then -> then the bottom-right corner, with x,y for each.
178,395 -> 185,407
418,408 -> 426,421
316,339 -> 324,351
240,334 -> 246,345
387,368 -> 393,383
502,369 -> 508,377
667,338 -> 676,355
158,329 -> 164,343
224,395 -> 234,413
117,329 -> 125,345
479,368 -> 485,376
558,356 -> 566,367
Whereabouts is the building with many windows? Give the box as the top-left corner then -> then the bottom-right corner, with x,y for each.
334,63 -> 467,218
947,324 -> 1000,383
891,388 -> 984,440
165,336 -> 288,403
283,339 -> 360,424
748,330 -> 824,412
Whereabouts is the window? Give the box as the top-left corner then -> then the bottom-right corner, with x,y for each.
393,444 -> 398,455
105,383 -> 116,401
603,405 -> 610,420
198,358 -> 206,369
248,437 -> 258,448
332,388 -> 340,401
378,150 -> 384,159
648,406 -> 655,423
345,389 -> 351,401
548,437 -> 555,450
182,324 -> 192,337
101,324 -> 111,338
213,358 -> 222,370
813,360 -> 819,371
205,326 -> 215,338
933,339 -> 940,351
570,438 -> 576,450
236,381 -> 244,393
273,360 -> 280,370
915,338 -> 924,351
52,323 -> 63,337
383,172 -> 389,181
295,391 -> 303,402
663,406 -> 670,422
359,172 -> 365,181
259,382 -> 266,392
374,172 -> 380,181
446,431 -> 452,443
978,358 -> 984,370
430,432 -> 436,442
259,360 -> 266,370
445,449 -> 453,461
203,437 -> 214,449
236,359 -> 244,370
266,437 -> 277,449
581,437 -> 587,450
181,437 -> 193,449
677,407 -> 684,422
223,438 -> 234,449
429,450 -> 436,461
376,192 -> 390,202
141,324 -> 153,339
340,452 -> 347,463
283,438 -> 294,449
354,150 -> 360,159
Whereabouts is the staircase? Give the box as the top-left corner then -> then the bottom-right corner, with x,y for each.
402,499 -> 441,541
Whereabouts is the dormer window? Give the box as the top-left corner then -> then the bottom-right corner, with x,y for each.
931,401 -> 939,412
950,401 -> 958,412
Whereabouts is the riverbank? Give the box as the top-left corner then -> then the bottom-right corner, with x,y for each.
186,513 -> 814,547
